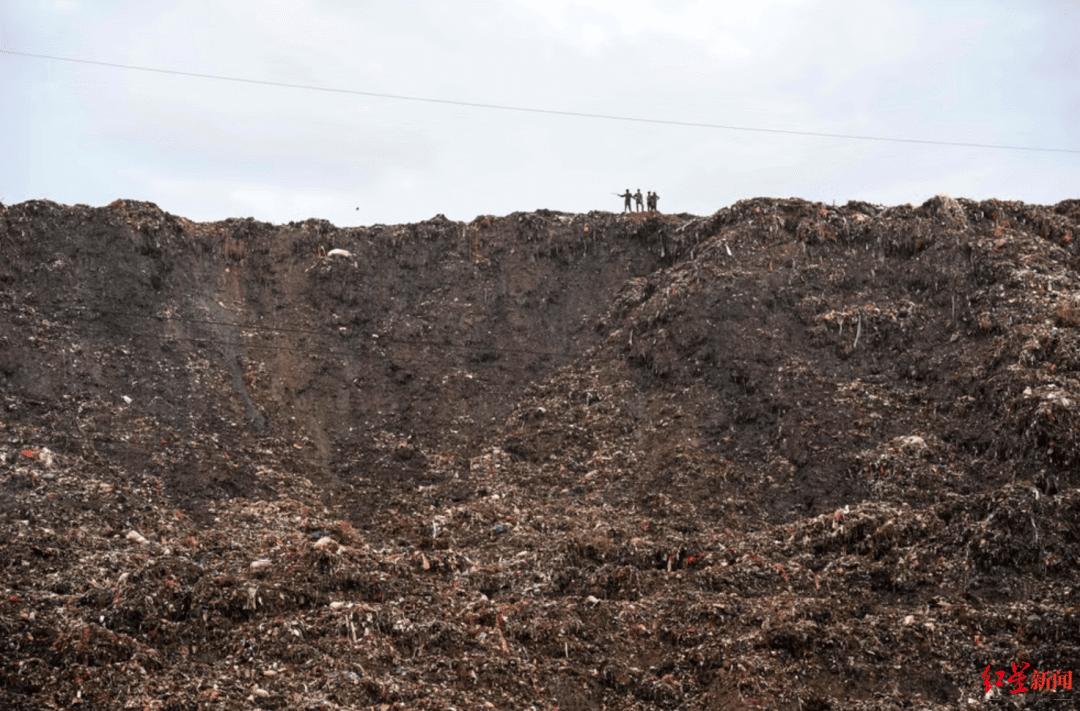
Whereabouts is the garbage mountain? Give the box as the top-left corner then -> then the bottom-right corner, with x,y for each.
2,195 -> 1079,709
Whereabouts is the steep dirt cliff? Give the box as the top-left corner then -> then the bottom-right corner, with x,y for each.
2,196 -> 1079,710
0,201 -> 697,524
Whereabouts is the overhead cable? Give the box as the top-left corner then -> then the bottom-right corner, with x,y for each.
2,49 -> 1077,155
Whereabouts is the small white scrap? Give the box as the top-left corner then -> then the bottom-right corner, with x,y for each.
313,536 -> 338,551
896,435 -> 928,456
249,559 -> 272,572
122,395 -> 133,404
126,530 -> 149,545
326,248 -> 353,258
38,448 -> 55,468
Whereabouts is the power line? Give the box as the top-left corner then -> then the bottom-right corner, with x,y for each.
2,48 -> 1077,155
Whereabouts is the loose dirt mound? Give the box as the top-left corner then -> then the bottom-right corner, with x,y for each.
1,195 -> 1079,709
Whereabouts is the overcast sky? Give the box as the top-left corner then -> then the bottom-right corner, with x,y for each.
1,0 -> 1077,226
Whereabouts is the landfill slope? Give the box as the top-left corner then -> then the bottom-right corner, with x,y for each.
1,195 -> 1079,710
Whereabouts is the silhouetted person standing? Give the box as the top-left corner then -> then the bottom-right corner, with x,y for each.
634,189 -> 644,212
651,191 -> 660,212
617,189 -> 633,213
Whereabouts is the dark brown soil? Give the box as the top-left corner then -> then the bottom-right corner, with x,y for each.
1,195 -> 1079,709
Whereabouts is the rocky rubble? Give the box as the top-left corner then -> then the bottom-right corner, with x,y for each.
1,195 -> 1079,709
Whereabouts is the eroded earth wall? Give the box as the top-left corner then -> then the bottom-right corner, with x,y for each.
0,200 -> 694,522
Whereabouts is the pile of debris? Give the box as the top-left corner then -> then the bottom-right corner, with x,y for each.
2,194 -> 1080,709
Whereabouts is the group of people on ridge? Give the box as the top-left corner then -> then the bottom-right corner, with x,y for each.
616,189 -> 660,213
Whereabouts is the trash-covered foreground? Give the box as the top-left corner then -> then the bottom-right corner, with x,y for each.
1,195 -> 1079,709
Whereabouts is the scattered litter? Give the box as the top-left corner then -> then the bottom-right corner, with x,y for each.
2,196 -> 1079,709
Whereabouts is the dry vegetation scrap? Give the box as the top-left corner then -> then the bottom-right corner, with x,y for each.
1,194 -> 1080,709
